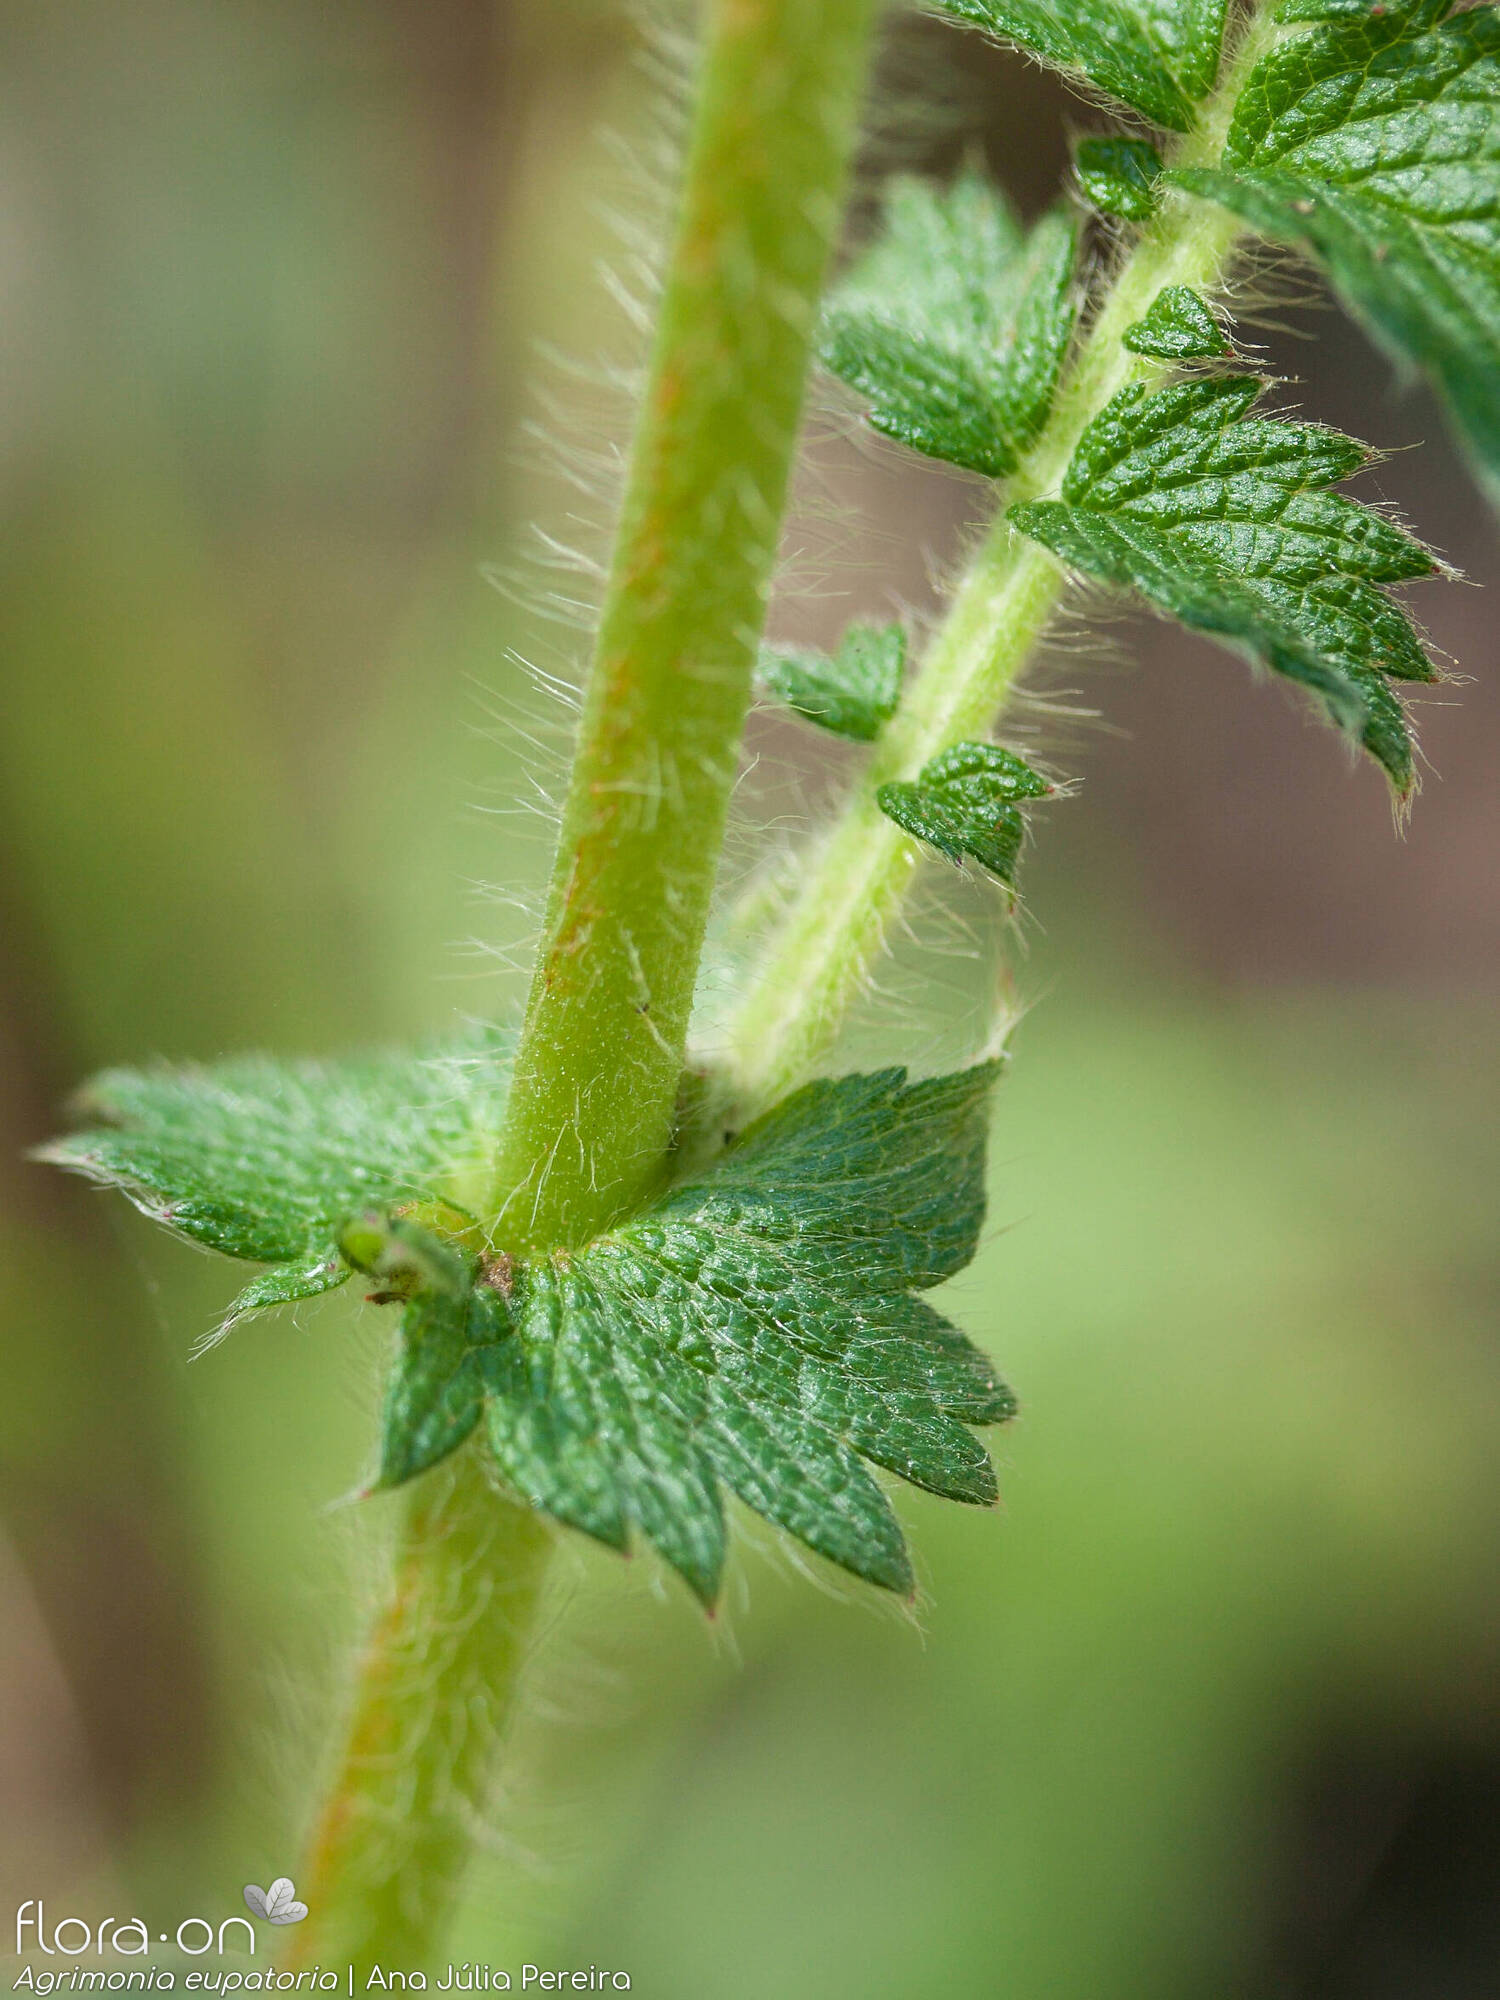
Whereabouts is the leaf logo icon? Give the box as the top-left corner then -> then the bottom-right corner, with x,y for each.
243,1879 -> 309,1925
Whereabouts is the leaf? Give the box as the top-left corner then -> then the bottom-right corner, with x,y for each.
46,1027 -> 1013,1602
40,1027 -> 512,1321
1173,0 -> 1500,494
379,1289 -> 488,1487
1009,374 -> 1439,791
1122,284 -> 1230,358
758,622 -> 905,740
484,1258 -> 726,1596
937,0 -> 1229,129
378,1065 -> 1015,1604
1075,136 -> 1165,220
478,1265 -> 636,1562
877,742 -> 1054,884
821,171 -> 1077,477
219,1254 -> 348,1338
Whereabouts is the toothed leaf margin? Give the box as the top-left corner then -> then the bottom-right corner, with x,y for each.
1010,375 -> 1440,791
878,743 -> 1054,884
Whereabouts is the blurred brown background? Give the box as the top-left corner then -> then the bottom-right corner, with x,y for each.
2,4 -> 1498,1995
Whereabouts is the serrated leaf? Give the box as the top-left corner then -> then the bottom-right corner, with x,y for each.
877,742 -> 1053,885
1122,284 -> 1229,357
1173,0 -> 1500,494
821,172 -> 1076,477
758,622 -> 905,740
1009,374 -> 1439,791
376,1065 -> 1013,1604
1075,136 -> 1165,220
40,1027 -> 511,1320
47,1028 -> 1013,1602
938,0 -> 1229,129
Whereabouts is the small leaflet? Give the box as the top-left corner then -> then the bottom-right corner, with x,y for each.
821,171 -> 1077,478
1122,285 -> 1229,359
877,741 -> 1053,885
1074,136 -> 1165,221
1010,374 -> 1440,791
758,622 -> 905,741
937,0 -> 1229,131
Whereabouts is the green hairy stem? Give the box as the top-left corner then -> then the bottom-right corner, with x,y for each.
725,1 -> 1287,1114
286,0 -> 880,1967
488,0 -> 881,1256
285,1456 -> 551,1978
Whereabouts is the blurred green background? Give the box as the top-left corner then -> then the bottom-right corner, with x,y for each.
4,2 -> 1500,1994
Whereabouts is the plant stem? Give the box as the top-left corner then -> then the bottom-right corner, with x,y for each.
284,1451 -> 552,1977
487,0 -> 881,1255
289,2 -> 879,1970
724,0 -> 1288,1116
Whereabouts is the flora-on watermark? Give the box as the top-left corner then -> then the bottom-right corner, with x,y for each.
12,1895 -> 631,1995
14,1906 -> 257,1961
